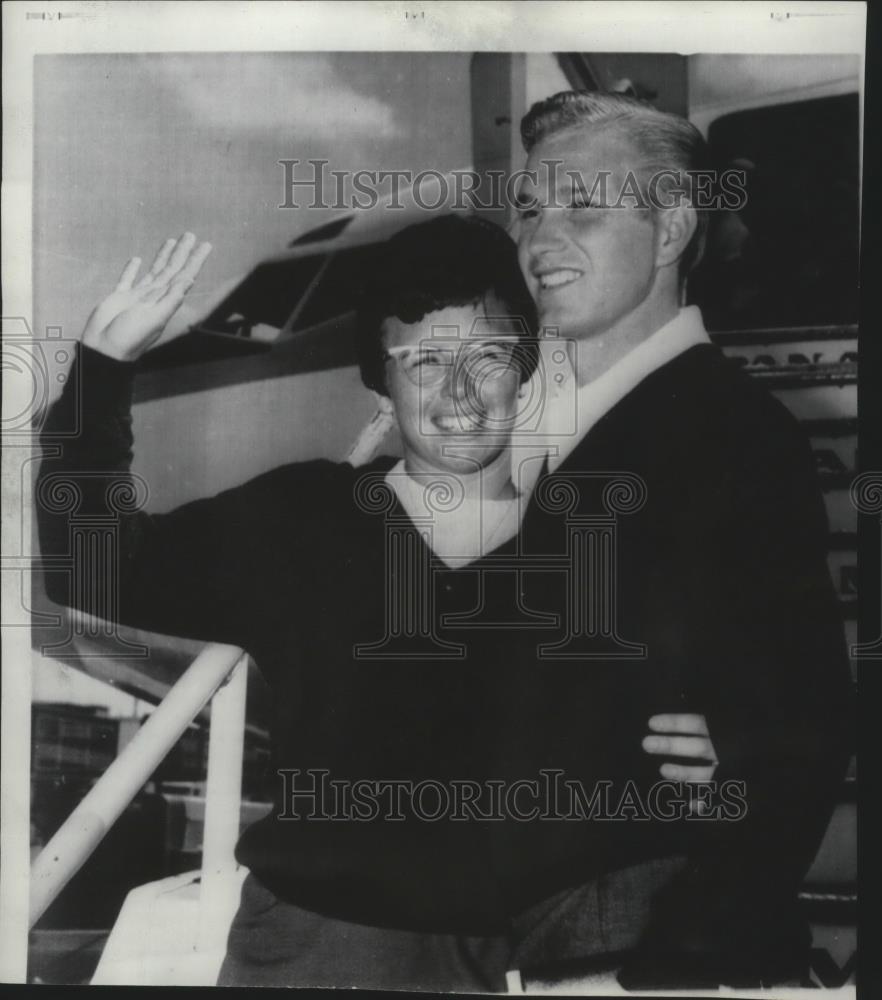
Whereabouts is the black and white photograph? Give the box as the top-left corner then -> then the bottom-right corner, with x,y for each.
0,2 -> 871,994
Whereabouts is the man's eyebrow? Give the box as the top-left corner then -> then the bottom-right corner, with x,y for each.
563,177 -> 602,200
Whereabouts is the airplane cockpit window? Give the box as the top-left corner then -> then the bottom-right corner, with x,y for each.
288,246 -> 377,333
199,256 -> 327,338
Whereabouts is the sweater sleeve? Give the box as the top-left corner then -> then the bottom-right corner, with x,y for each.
37,344 -> 310,651
620,393 -> 854,988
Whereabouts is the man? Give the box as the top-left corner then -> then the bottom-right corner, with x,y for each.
38,216 -> 711,990
504,90 -> 853,988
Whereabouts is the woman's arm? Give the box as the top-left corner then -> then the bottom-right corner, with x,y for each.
36,234 -> 268,648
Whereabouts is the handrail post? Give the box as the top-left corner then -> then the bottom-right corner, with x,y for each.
28,642 -> 244,928
0,646 -> 33,984
198,653 -> 248,952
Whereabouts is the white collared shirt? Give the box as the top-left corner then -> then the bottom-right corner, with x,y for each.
385,460 -> 521,569
513,306 -> 712,494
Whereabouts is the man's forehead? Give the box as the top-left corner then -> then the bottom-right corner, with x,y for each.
519,126 -> 645,191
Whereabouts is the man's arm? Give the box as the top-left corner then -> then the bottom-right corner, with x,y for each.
622,396 -> 853,988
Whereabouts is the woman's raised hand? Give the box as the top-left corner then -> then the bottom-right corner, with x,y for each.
82,233 -> 212,362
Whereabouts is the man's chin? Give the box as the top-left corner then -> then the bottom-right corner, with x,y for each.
539,308 -> 600,342
537,301 -> 581,335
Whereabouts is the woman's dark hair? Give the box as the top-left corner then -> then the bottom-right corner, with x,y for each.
357,214 -> 539,395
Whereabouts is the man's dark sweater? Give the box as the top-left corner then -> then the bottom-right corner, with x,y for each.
37,344 -> 852,975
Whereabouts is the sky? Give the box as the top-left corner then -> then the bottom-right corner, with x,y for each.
33,52 -> 474,352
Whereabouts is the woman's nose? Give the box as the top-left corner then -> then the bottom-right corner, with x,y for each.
437,359 -> 484,413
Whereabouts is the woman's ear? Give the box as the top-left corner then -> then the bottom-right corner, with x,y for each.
375,392 -> 395,417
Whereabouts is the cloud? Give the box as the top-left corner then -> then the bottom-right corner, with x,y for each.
150,53 -> 403,141
689,54 -> 860,113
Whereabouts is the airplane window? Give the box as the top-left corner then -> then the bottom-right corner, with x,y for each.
288,217 -> 354,247
688,93 -> 859,331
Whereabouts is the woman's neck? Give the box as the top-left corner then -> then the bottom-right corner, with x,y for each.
404,450 -> 516,502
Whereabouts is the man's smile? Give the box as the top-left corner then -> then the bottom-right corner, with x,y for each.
533,266 -> 584,291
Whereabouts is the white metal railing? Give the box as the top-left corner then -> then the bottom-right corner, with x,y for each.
197,650 -> 249,952
21,642 -> 247,967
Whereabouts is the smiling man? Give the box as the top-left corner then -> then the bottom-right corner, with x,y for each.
504,90 -> 853,988
520,126 -> 681,364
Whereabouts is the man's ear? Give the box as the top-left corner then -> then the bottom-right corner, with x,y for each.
654,205 -> 697,270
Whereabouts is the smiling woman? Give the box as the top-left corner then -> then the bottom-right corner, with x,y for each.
356,214 -> 539,488
380,305 -> 525,482
34,216 -> 543,989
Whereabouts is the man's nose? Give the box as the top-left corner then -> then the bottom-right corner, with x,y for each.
525,208 -> 566,256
